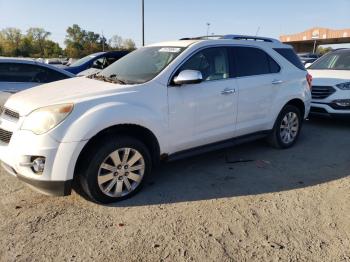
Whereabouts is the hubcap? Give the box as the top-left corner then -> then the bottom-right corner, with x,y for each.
97,148 -> 145,198
280,112 -> 299,144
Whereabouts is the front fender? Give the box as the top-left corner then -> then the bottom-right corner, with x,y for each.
49,101 -> 168,152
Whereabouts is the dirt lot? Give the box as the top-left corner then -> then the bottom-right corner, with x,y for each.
0,117 -> 349,262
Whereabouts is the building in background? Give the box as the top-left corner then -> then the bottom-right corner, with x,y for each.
280,27 -> 350,53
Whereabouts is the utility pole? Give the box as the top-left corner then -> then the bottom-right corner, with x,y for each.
206,23 -> 210,38
102,30 -> 105,51
142,0 -> 145,46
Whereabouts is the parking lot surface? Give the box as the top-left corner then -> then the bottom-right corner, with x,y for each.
0,118 -> 349,262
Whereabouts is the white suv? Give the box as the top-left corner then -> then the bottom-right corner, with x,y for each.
307,49 -> 350,117
0,35 -> 311,203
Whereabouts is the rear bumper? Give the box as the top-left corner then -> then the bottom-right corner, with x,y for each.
1,162 -> 72,196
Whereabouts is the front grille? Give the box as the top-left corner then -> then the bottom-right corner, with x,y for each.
0,128 -> 13,144
311,86 -> 336,100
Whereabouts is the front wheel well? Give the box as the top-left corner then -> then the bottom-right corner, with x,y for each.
74,124 -> 161,179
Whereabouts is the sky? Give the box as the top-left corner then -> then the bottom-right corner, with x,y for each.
1,0 -> 350,48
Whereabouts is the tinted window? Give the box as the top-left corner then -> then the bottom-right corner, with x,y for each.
274,48 -> 306,70
268,56 -> 281,73
0,63 -> 69,83
178,47 -> 229,81
233,47 -> 275,77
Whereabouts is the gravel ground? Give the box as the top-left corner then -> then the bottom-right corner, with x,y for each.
0,117 -> 349,262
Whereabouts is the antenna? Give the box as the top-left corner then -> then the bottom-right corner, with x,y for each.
255,26 -> 260,36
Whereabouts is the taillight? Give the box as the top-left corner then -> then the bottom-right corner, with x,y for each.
306,73 -> 312,90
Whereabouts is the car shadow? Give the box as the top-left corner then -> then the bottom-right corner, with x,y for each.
98,117 -> 350,207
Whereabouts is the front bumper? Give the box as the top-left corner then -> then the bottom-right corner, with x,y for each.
0,125 -> 86,196
1,162 -> 72,196
310,103 -> 350,118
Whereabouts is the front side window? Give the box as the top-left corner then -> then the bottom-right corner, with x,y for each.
309,51 -> 350,70
233,47 -> 280,77
98,46 -> 185,84
177,47 -> 229,81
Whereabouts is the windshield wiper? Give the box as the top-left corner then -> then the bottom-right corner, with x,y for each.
88,73 -> 126,85
108,74 -> 127,85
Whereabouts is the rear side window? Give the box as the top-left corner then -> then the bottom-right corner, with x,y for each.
274,48 -> 306,71
0,63 -> 69,83
232,47 -> 280,77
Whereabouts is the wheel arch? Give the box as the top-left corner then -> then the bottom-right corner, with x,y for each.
73,123 -> 161,181
285,98 -> 305,119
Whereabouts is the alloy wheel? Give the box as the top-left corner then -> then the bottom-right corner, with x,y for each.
279,112 -> 299,144
97,147 -> 145,198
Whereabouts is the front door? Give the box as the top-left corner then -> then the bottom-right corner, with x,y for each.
168,47 -> 238,153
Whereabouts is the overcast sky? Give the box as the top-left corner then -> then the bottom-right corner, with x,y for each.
1,0 -> 350,47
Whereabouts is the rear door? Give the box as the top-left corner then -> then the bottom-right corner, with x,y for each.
231,46 -> 282,136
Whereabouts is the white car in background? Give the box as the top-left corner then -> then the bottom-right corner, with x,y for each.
0,35 -> 311,203
308,49 -> 350,117
0,58 -> 75,105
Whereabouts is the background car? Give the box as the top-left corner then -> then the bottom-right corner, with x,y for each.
298,52 -> 321,65
308,48 -> 350,117
0,58 -> 75,105
62,51 -> 129,75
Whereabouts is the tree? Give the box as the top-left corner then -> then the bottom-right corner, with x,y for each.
121,38 -> 136,50
317,46 -> 333,55
109,35 -> 123,49
1,28 -> 22,56
27,28 -> 51,56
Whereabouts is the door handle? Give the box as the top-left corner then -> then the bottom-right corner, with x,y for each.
221,88 -> 236,95
272,79 -> 283,85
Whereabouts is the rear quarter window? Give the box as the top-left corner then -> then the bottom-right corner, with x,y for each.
274,48 -> 306,71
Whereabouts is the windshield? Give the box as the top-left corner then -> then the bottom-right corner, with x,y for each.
98,46 -> 185,84
309,51 -> 350,70
70,54 -> 97,67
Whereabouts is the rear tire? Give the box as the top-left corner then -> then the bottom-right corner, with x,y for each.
79,135 -> 152,204
267,105 -> 302,149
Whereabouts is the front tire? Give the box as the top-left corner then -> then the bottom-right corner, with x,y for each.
79,135 -> 152,204
267,105 -> 302,149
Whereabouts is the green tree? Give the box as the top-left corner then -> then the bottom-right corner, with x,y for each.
27,27 -> 51,57
317,46 -> 333,55
0,28 -> 22,56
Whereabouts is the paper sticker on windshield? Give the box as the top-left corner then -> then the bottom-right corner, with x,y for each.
159,47 -> 181,53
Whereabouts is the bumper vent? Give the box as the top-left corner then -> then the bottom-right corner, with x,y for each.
2,108 -> 20,120
311,86 -> 336,100
0,128 -> 13,144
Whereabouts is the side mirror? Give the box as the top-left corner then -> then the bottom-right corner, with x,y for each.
173,70 -> 203,85
304,62 -> 312,69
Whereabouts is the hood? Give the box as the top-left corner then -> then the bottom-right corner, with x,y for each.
308,69 -> 350,86
5,77 -> 133,116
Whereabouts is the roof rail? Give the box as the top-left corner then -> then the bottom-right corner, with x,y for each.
179,35 -> 223,40
179,34 -> 280,43
221,35 -> 280,43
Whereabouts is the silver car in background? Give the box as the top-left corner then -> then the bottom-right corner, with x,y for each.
0,58 -> 75,105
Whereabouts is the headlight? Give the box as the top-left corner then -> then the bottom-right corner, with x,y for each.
336,82 -> 350,90
21,104 -> 74,135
